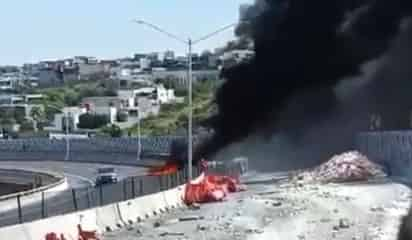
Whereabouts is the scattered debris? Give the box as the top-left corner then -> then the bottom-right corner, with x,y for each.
197,224 -> 210,231
293,151 -> 386,183
188,203 -> 201,210
339,218 -> 350,229
159,232 -> 185,237
254,229 -> 264,234
272,201 -> 282,207
179,216 -> 205,222
320,218 -> 332,223
370,206 -> 385,212
183,173 -> 246,205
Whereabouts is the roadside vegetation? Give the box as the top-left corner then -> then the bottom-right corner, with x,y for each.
128,80 -> 217,136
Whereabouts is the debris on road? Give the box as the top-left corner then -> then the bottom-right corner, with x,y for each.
339,218 -> 350,229
293,151 -> 386,183
183,173 -> 246,205
159,231 -> 184,237
178,215 -> 205,222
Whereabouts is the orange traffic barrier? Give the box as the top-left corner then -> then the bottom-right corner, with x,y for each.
77,224 -> 99,240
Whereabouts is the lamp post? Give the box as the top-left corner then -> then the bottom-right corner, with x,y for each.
137,109 -> 141,161
64,111 -> 70,161
48,105 -> 71,161
133,20 -> 237,181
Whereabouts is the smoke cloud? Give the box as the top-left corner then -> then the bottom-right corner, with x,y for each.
196,0 -> 412,169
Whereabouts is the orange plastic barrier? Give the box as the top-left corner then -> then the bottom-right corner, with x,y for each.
183,173 -> 245,205
77,224 -> 99,240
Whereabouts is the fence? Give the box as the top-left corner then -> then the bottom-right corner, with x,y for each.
0,164 -> 213,228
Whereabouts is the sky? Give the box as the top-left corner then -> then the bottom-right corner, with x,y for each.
0,0 -> 252,66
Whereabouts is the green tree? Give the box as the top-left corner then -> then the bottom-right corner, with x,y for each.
101,124 -> 123,138
78,113 -> 109,129
30,106 -> 46,123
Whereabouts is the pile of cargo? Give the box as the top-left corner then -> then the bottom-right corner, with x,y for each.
296,151 -> 386,183
183,173 -> 246,205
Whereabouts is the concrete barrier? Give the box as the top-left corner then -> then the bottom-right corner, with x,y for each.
0,183 -> 187,240
0,208 -> 98,240
96,204 -> 124,232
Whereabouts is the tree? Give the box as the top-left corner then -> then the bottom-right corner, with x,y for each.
101,124 -> 123,138
30,106 -> 46,123
78,113 -> 109,129
30,106 -> 46,132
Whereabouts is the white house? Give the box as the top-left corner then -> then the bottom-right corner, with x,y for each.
44,107 -> 87,132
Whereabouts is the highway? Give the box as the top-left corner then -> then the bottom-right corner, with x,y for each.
0,161 -> 148,188
105,177 -> 411,240
0,160 -> 151,228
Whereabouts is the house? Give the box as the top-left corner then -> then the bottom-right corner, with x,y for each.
152,69 -> 220,89
44,106 -> 87,132
38,67 -> 63,87
0,72 -> 21,91
78,63 -> 105,81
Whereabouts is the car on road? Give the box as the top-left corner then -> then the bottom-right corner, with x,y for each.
95,167 -> 118,186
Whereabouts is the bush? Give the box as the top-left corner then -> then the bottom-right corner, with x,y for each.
20,120 -> 34,132
101,124 -> 123,138
116,112 -> 128,122
78,113 -> 109,129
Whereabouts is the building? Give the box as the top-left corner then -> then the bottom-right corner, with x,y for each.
139,58 -> 151,70
44,106 -> 87,132
152,69 -> 220,89
0,72 -> 21,91
38,67 -> 63,87
221,49 -> 255,68
82,97 -> 123,110
78,63 -> 105,81
164,50 -> 175,61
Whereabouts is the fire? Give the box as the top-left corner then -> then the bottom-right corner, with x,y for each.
148,162 -> 179,176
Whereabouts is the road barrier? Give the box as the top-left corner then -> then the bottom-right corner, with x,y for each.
0,165 -> 203,228
356,131 -> 412,177
0,167 -> 199,240
0,162 -> 241,240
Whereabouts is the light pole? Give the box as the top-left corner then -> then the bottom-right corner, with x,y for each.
64,111 -> 71,161
48,105 -> 71,161
137,109 -> 141,161
133,20 -> 237,181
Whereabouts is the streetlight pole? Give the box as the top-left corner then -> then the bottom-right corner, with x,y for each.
64,111 -> 70,161
133,20 -> 237,181
187,39 -> 193,181
48,105 -> 71,161
137,109 -> 141,161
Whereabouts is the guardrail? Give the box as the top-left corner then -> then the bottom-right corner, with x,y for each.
0,169 -> 66,201
0,165 -> 205,228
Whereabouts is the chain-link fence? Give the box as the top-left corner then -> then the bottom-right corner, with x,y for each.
0,165 -> 204,228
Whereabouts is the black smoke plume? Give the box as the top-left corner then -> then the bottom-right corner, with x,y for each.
196,0 -> 412,164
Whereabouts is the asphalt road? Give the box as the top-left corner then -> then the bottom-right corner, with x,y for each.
0,161 -> 151,228
104,177 -> 412,240
0,161 -> 148,188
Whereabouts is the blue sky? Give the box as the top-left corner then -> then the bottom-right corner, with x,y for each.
0,0 -> 252,66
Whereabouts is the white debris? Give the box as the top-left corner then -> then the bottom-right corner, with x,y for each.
295,151 -> 386,183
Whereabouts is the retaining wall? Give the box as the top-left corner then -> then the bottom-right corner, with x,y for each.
356,131 -> 412,178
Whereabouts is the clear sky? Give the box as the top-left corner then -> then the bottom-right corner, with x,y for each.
0,0 -> 252,66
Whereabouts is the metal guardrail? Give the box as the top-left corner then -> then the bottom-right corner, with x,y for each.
0,164 -> 208,228
0,159 -> 244,228
0,169 -> 65,202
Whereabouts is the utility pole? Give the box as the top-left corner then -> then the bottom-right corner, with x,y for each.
187,39 -> 193,180
133,20 -> 238,181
